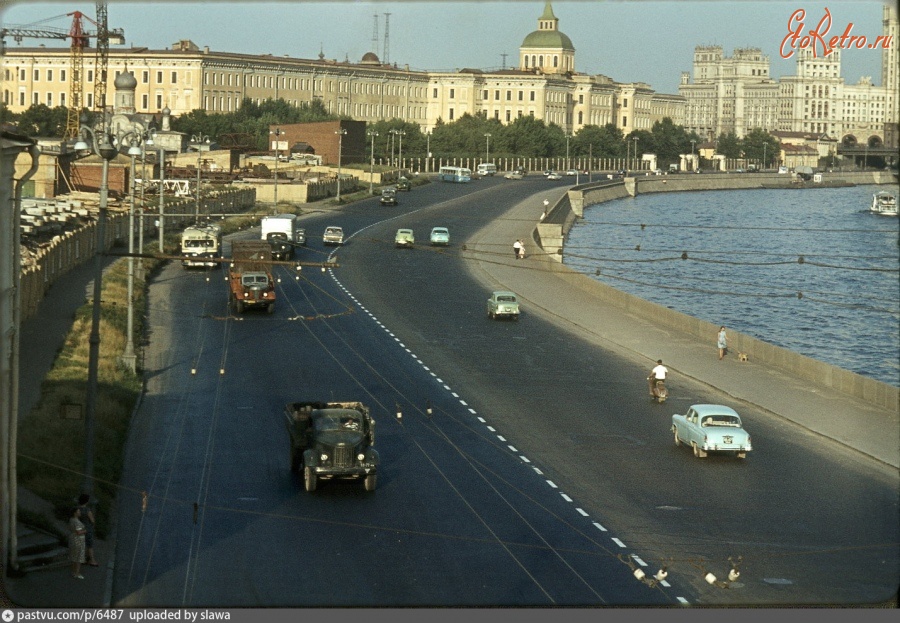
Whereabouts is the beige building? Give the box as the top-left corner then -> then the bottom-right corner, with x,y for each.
680,4 -> 899,149
1,3 -> 683,139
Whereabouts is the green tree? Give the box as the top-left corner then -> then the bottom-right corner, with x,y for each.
572,124 -> 624,158
716,132 -> 742,159
17,104 -> 68,137
740,128 -> 780,168
648,117 -> 701,163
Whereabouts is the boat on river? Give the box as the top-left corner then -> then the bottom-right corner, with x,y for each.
870,191 -> 898,216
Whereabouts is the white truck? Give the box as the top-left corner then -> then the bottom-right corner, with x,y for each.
260,214 -> 305,260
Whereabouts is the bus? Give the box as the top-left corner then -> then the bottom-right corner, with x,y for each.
180,223 -> 223,268
438,166 -> 472,183
476,163 -> 497,177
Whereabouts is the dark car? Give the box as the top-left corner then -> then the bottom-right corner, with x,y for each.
396,176 -> 411,191
380,188 -> 399,205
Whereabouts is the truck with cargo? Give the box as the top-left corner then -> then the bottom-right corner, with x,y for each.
228,240 -> 276,314
180,224 -> 223,268
284,401 -> 379,492
260,214 -> 305,260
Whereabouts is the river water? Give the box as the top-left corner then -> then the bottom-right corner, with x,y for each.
563,185 -> 900,387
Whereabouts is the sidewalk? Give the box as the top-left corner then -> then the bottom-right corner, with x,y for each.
465,187 -> 900,470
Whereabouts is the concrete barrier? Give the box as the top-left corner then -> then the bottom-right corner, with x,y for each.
532,171 -> 899,412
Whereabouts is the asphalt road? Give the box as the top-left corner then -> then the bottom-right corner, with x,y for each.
110,176 -> 898,607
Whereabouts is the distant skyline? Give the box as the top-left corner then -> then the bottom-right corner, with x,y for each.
1,1 -> 892,94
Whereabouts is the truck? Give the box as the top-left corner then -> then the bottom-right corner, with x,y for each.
284,401 -> 379,492
260,214 -> 305,260
228,240 -> 276,314
180,224 -> 223,268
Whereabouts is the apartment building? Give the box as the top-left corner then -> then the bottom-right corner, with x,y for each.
0,3 -> 683,139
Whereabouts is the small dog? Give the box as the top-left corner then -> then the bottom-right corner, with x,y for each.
738,352 -> 749,362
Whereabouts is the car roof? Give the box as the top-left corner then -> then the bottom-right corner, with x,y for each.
492,290 -> 517,297
397,228 -> 413,233
689,404 -> 740,417
431,226 -> 448,231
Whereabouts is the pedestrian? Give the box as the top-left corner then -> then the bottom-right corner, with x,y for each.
68,506 -> 86,579
517,239 -> 526,259
78,493 -> 99,567
717,326 -> 728,360
513,239 -> 522,259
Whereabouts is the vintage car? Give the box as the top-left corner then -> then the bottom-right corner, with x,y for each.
504,171 -> 524,180
380,188 -> 399,205
487,290 -> 520,320
671,404 -> 752,459
322,226 -> 344,245
396,176 -> 412,191
429,227 -> 450,246
546,171 -> 562,180
395,228 -> 415,248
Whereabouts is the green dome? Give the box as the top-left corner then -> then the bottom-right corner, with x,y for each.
521,29 -> 574,50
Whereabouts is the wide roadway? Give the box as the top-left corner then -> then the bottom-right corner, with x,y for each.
111,176 -> 898,607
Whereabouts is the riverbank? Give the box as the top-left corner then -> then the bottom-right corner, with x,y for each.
534,170 -> 899,412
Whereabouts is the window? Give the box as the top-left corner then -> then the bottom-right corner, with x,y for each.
87,93 -> 93,108
32,92 -> 38,105
530,91 -> 535,101
142,94 -> 148,109
61,69 -> 66,81
449,88 -> 454,98
157,71 -> 163,83
483,90 -> 488,100
495,90 -> 500,100
433,87 -> 438,98
19,69 -> 25,80
34,69 -> 39,81
60,92 -> 66,106
506,90 -> 511,101
156,94 -> 163,109
19,92 -> 25,106
172,71 -> 177,84
46,92 -> 52,106
449,108 -> 454,120
518,91 -> 523,101
622,115 -> 627,126
578,94 -> 583,104
142,70 -> 149,83
623,98 -> 628,108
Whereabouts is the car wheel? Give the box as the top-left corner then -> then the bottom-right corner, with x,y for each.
364,473 -> 377,492
304,467 -> 318,492
234,299 -> 244,314
673,429 -> 681,447
692,443 -> 707,458
513,314 -> 519,321
267,303 -> 275,314
737,452 -> 747,459
488,310 -> 494,319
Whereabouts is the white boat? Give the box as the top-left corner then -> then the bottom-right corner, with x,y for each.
870,191 -> 898,216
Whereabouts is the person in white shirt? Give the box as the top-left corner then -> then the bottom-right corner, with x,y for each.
648,359 -> 668,397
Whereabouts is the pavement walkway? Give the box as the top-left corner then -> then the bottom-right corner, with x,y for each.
4,182 -> 897,609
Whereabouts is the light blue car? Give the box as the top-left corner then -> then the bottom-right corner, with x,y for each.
671,404 -> 752,459
430,227 -> 450,246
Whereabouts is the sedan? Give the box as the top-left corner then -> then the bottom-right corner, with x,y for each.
671,404 -> 752,459
546,172 -> 562,180
429,227 -> 450,246
487,290 -> 520,320
504,171 -> 524,180
394,228 -> 415,248
565,169 -> 578,176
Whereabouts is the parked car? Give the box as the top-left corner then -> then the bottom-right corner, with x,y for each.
671,404 -> 752,459
396,177 -> 412,191
380,188 -> 398,205
395,228 -> 415,248
429,227 -> 450,246
504,171 -> 524,180
546,171 -> 562,180
487,290 -> 520,320
323,226 -> 344,245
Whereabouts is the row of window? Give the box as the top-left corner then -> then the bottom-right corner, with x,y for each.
7,89 -> 167,110
9,67 -> 186,86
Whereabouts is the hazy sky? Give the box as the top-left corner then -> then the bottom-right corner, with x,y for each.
1,1 -> 892,94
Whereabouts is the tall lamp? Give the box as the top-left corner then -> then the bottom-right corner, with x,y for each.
367,129 -> 378,195
335,127 -> 347,201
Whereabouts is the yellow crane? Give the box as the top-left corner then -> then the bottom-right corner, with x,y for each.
0,3 -> 124,138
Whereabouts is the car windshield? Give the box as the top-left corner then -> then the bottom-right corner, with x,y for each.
242,274 -> 268,286
701,415 -> 741,427
498,295 -> 516,302
315,413 -> 363,432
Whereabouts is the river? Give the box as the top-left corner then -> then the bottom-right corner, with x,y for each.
563,184 -> 900,387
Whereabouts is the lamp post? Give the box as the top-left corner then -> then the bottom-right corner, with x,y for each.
367,129 -> 378,195
396,129 -> 405,171
566,134 -> 571,171
633,137 -> 639,172
119,133 -> 144,374
335,127 -> 347,202
388,129 -> 396,167
690,139 -> 696,171
484,132 -> 491,164
426,131 -> 431,172
73,115 -> 118,494
158,144 -> 165,253
762,143 -> 767,171
191,133 -> 210,223
270,128 -> 284,213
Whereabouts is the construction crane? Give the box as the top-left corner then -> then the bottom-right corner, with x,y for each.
0,4 -> 124,138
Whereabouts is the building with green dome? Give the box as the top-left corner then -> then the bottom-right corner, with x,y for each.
519,3 -> 575,75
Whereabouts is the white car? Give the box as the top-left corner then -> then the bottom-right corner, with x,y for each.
546,171 -> 562,180
487,291 -> 520,320
323,226 -> 344,245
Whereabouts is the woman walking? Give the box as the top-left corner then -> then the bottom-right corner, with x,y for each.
68,506 -> 86,579
78,493 -> 99,567
717,326 -> 728,360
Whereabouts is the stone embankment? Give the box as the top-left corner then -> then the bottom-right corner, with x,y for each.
534,170 -> 899,412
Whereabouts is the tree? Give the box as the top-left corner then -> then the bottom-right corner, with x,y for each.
716,132 -> 742,159
648,117 -> 701,163
572,124 -> 624,158
741,128 -> 780,168
16,104 -> 69,138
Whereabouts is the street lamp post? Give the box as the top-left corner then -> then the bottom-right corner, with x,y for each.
191,133 -> 210,223
367,130 -> 378,195
426,131 -> 431,172
389,129 -> 396,167
633,137 -> 639,172
566,134 -> 571,171
120,135 -> 143,374
158,145 -> 165,253
484,132 -> 491,164
397,129 -> 405,171
762,143 -> 767,171
690,140 -> 696,171
73,115 -> 118,494
335,127 -> 347,202
270,128 -> 283,213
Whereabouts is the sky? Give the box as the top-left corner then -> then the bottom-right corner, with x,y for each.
1,1 -> 892,94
